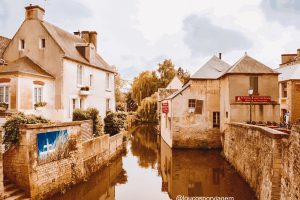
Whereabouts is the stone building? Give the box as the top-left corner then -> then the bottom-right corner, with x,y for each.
160,54 -> 280,148
220,54 -> 280,131
0,5 -> 116,121
276,51 -> 300,123
160,56 -> 231,148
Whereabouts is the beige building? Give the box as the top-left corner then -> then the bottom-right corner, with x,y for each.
160,56 -> 231,148
160,54 -> 280,148
220,54 -> 280,131
0,5 -> 116,121
276,51 -> 300,123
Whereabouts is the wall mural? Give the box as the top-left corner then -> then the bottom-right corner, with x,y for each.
37,130 -> 69,164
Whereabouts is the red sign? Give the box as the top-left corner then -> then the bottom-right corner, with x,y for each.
162,102 -> 169,113
235,96 -> 271,102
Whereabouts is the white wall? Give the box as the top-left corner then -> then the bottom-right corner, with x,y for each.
63,59 -> 115,121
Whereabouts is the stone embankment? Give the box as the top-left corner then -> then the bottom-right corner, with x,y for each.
3,120 -> 124,200
223,122 -> 300,200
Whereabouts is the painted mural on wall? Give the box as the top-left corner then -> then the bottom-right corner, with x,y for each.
37,130 -> 69,164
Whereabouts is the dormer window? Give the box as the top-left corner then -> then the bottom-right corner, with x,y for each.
39,38 -> 45,49
19,39 -> 25,50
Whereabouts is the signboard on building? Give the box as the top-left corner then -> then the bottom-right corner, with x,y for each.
162,102 -> 169,113
235,96 -> 271,102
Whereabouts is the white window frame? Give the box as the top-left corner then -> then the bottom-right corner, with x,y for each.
33,85 -> 43,104
69,97 -> 80,118
106,72 -> 110,90
77,65 -> 83,86
0,85 -> 10,105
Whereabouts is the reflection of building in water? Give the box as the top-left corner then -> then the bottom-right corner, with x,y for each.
50,153 -> 127,200
131,125 -> 159,169
160,139 -> 256,200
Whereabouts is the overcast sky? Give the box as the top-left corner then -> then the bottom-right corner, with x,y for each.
1,0 -> 300,80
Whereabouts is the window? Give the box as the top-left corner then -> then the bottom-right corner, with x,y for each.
188,99 -> 203,114
226,112 -> 228,118
34,87 -> 43,104
19,39 -> 25,50
80,99 -> 84,109
249,76 -> 258,95
72,99 -> 77,110
77,65 -> 83,85
106,73 -> 110,89
188,99 -> 196,108
39,38 -> 45,48
0,86 -> 9,103
89,74 -> 93,87
106,98 -> 110,112
213,112 -> 220,128
282,82 -> 287,98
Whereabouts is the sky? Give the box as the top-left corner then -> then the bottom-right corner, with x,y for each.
1,0 -> 300,80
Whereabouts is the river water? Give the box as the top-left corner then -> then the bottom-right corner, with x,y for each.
52,125 -> 256,200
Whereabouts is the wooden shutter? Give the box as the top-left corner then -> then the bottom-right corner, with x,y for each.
195,100 -> 203,114
250,76 -> 258,95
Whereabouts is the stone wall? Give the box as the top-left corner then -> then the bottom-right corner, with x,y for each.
3,121 -> 124,199
0,128 -> 3,200
80,120 -> 93,141
223,123 -> 288,200
281,125 -> 300,199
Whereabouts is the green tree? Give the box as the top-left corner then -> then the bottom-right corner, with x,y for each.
137,93 -> 158,123
126,92 -> 138,112
115,71 -> 126,111
157,59 -> 176,88
131,70 -> 159,105
177,67 -> 190,84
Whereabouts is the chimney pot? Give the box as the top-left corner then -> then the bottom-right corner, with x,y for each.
25,5 -> 45,20
89,31 -> 98,51
219,53 -> 222,60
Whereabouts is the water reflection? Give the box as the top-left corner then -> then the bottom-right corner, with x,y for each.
51,151 -> 128,200
53,125 -> 256,200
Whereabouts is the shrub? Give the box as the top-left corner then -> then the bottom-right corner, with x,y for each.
104,112 -> 127,136
72,108 -> 103,137
0,102 -> 8,110
34,102 -> 47,108
3,112 -> 50,146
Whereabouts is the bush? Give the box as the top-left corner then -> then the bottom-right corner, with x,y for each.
72,108 -> 103,137
3,112 -> 50,145
104,112 -> 127,136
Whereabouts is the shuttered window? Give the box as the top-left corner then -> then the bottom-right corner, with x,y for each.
250,76 -> 258,95
195,100 -> 203,114
0,86 -> 9,103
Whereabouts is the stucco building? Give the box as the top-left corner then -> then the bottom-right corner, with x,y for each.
276,51 -> 300,123
0,5 -> 116,121
160,56 -> 231,148
220,54 -> 280,131
160,54 -> 280,148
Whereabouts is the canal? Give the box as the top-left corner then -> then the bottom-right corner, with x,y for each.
51,125 -> 256,200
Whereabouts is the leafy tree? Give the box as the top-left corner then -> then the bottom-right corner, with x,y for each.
137,93 -> 158,123
177,67 -> 190,84
73,108 -> 103,137
157,59 -> 176,88
126,92 -> 138,112
104,112 -> 127,136
4,113 -> 50,146
131,71 -> 159,105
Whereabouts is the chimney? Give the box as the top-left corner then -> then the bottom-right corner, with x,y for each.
219,53 -> 222,60
281,54 -> 297,65
89,31 -> 97,51
81,31 -> 90,43
73,31 -> 81,37
25,4 -> 45,20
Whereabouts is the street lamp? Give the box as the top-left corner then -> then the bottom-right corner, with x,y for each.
248,88 -> 254,123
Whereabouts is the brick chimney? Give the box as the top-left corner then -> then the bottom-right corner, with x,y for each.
89,31 -> 97,51
25,4 -> 45,20
281,54 -> 297,65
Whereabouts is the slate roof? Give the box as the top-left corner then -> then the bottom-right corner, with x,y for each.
226,55 -> 278,74
0,36 -> 11,58
190,56 -> 231,79
0,56 -> 54,78
41,21 -> 115,73
276,64 -> 300,81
